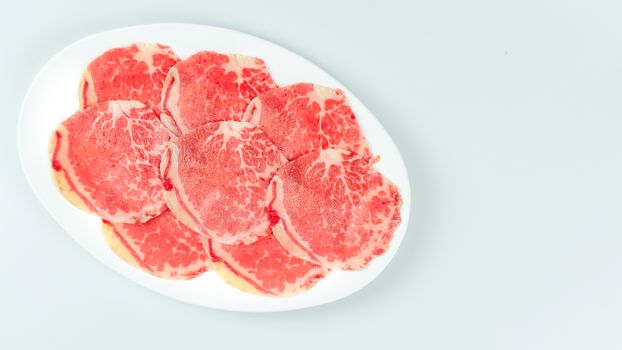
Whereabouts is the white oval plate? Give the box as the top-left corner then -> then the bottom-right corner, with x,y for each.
18,23 -> 411,312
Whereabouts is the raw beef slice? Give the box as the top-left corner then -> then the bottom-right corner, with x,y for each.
160,51 -> 276,135
80,42 -> 179,115
49,100 -> 170,223
102,210 -> 209,279
267,148 -> 402,270
205,234 -> 329,296
161,121 -> 287,244
243,83 -> 371,160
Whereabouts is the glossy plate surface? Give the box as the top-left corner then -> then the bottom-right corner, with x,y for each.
18,23 -> 411,312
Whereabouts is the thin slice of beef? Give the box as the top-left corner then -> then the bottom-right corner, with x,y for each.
102,210 -> 209,279
161,121 -> 287,244
242,83 -> 371,160
80,43 -> 179,115
204,233 -> 329,296
267,148 -> 401,270
160,51 -> 276,135
49,100 -> 170,223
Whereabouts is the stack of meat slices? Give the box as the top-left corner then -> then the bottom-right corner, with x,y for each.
49,42 -> 402,297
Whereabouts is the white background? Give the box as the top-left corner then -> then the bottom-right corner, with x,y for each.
1,0 -> 621,349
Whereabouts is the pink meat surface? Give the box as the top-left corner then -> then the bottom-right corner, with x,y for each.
51,100 -> 170,223
80,43 -> 180,115
160,51 -> 276,135
243,83 -> 371,160
104,210 -> 209,279
267,148 -> 401,270
206,234 -> 329,296
161,121 -> 287,244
